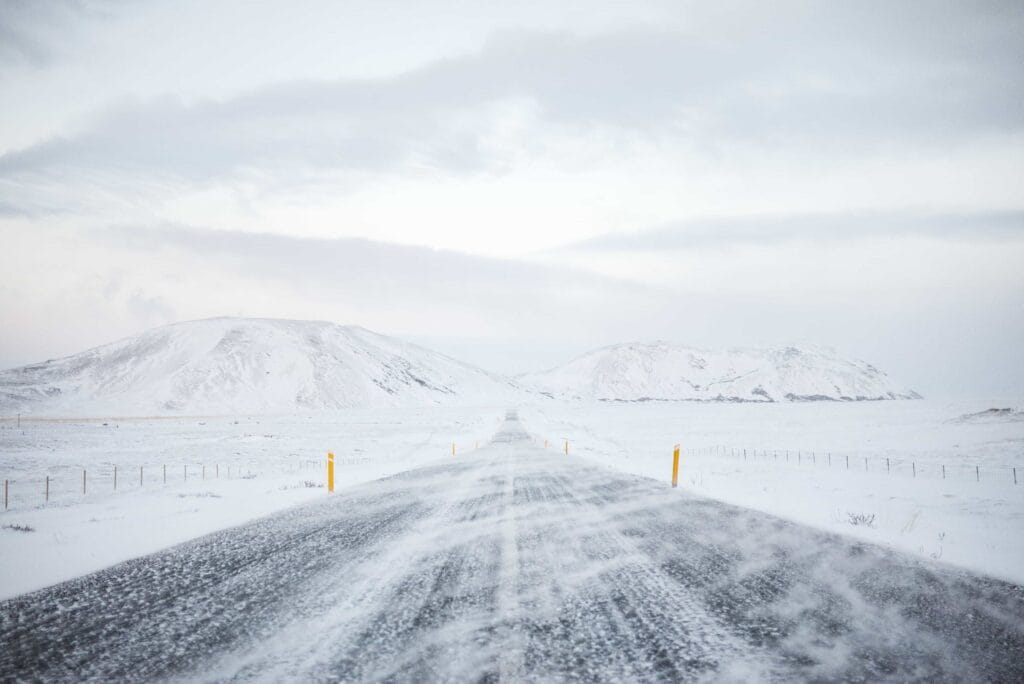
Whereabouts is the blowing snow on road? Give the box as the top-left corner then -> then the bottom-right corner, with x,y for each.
1,412 -> 1022,682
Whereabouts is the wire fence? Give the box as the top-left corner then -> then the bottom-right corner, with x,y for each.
1,440 -> 495,512
683,445 -> 1020,486
0,456 -> 379,512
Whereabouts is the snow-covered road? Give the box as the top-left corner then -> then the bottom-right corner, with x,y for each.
2,414 -> 1022,681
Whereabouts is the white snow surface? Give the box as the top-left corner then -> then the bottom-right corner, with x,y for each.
519,341 -> 920,402
0,318 -> 520,416
518,398 -> 1024,585
0,407 -> 505,599
0,398 -> 1022,603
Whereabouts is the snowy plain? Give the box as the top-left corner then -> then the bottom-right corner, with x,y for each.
0,407 -> 504,599
1,398 -> 1022,602
519,398 -> 1024,585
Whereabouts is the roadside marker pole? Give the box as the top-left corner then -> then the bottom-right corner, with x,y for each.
327,452 -> 335,493
140,466 -> 143,486
45,476 -> 49,502
564,439 -> 569,456
163,464 -> 166,484
83,469 -> 86,495
3,479 -> 7,510
671,444 -> 680,488
114,465 -> 117,491
452,442 -> 456,456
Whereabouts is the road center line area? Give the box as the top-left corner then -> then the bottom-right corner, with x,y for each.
2,415 -> 1023,682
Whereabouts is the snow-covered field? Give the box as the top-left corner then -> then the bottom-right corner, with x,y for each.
519,398 -> 1024,585
2,398 -> 1022,601
0,407 -> 504,599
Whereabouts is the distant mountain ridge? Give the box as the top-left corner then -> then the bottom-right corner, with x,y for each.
0,318 -> 520,416
518,341 -> 919,403
0,321 -> 919,416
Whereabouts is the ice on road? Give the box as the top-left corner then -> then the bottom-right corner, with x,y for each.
2,414 -> 1023,682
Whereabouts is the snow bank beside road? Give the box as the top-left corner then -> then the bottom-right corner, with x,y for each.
518,398 -> 1024,584
0,407 -> 503,599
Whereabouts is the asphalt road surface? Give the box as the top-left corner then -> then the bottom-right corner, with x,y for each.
2,413 -> 1023,682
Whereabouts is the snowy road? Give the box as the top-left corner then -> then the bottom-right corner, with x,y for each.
2,414 -> 1023,682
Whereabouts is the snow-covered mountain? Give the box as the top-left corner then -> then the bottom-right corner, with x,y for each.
519,342 -> 920,403
0,318 -> 520,416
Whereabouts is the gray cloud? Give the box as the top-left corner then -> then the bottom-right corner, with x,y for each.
1,2 -> 1022,214
0,0 -> 122,67
558,211 -> 1024,252
97,222 -> 669,330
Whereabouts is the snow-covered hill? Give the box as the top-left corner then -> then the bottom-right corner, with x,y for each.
519,342 -> 919,402
0,318 -> 520,416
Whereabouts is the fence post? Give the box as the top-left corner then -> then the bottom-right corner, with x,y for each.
83,469 -> 87,494
912,462 -> 916,478
846,455 -> 849,469
942,464 -> 946,479
114,465 -> 117,491
163,464 -> 166,484
202,465 -> 205,480
976,465 -> 979,482
1015,467 -> 1018,485
671,444 -> 680,488
565,439 -> 569,456
4,479 -> 7,510
887,457 -> 890,473
184,464 -> 187,481
828,452 -> 831,466
864,457 -> 868,471
45,475 -> 49,502
452,442 -> 456,456
140,465 -> 143,486
327,452 -> 335,493
216,464 -> 219,479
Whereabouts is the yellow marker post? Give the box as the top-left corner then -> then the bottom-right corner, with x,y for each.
327,452 -> 335,493
671,444 -> 680,488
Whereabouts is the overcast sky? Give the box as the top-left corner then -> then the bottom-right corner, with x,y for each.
1,0 -> 1022,397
